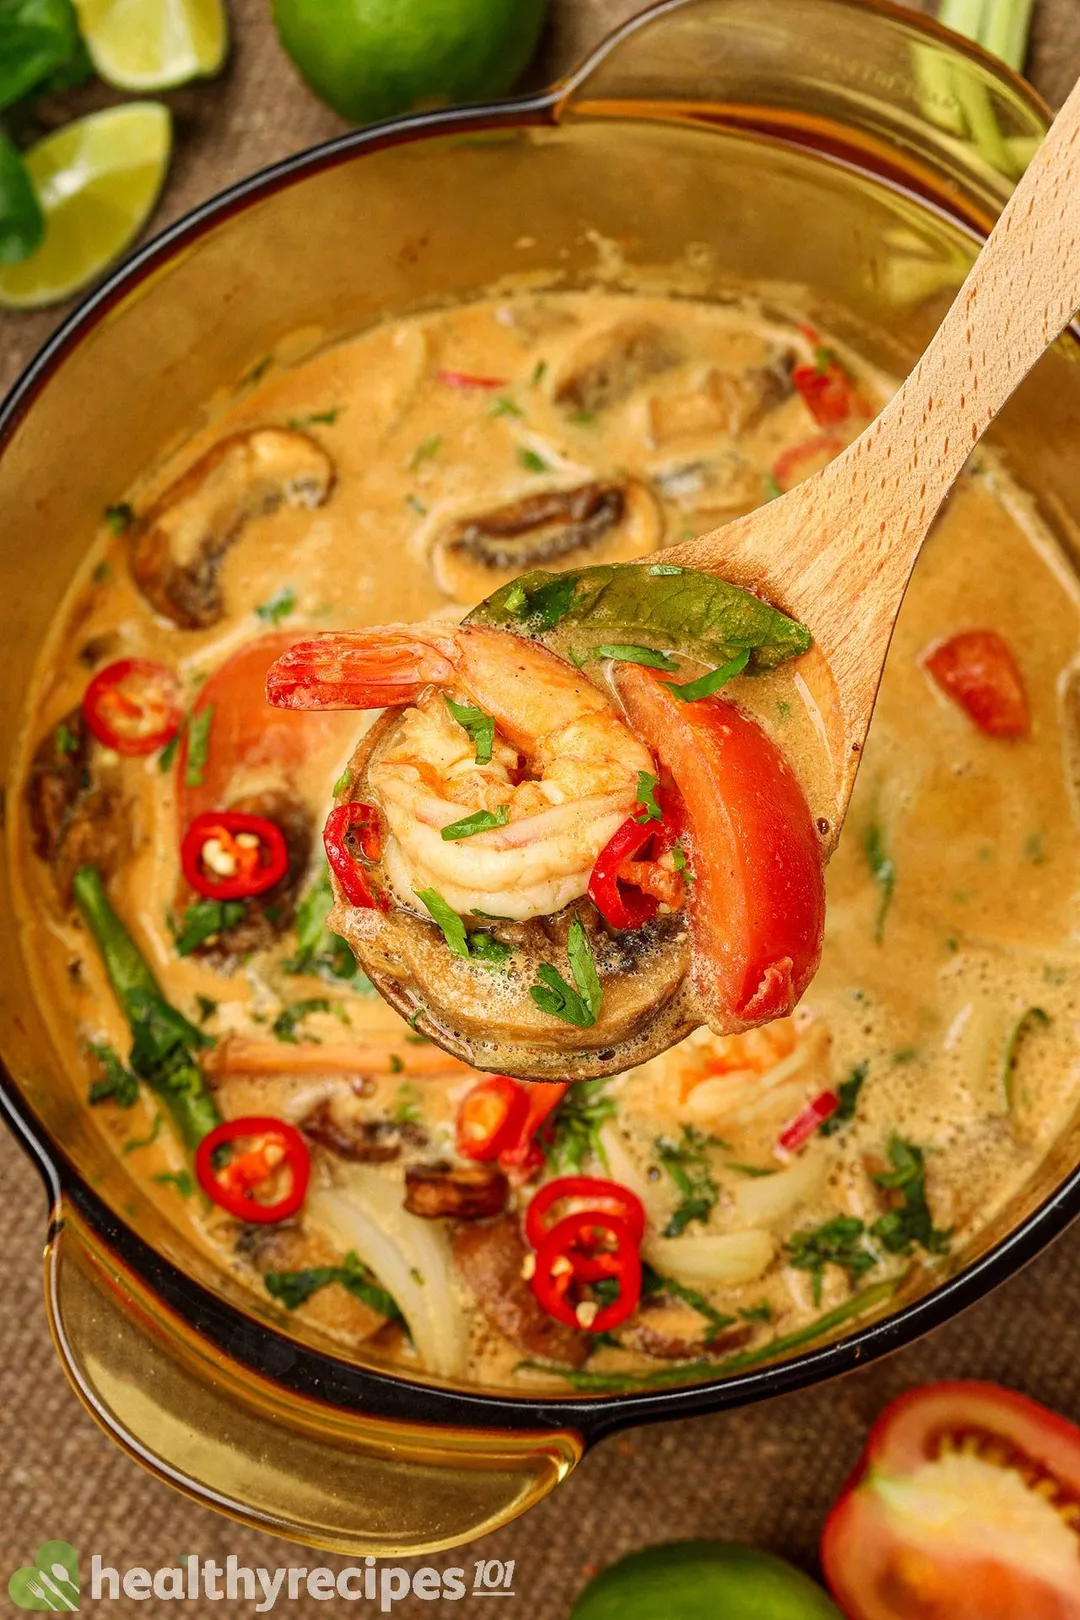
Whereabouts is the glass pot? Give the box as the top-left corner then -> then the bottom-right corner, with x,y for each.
1,0 -> 1076,1555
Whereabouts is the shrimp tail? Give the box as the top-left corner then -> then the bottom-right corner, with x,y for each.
266,629 -> 457,710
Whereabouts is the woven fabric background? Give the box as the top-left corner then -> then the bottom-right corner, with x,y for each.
3,2 -> 1080,1614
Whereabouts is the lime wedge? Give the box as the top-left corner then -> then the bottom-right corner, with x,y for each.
0,103 -> 171,310
73,0 -> 227,91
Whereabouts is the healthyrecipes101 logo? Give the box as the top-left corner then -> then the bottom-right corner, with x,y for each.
8,1544 -> 518,1610
9,1541 -> 80,1610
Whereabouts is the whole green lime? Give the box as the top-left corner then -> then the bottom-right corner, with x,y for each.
570,1543 -> 844,1620
270,0 -> 549,125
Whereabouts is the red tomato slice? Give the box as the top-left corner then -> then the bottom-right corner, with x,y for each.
923,630 -> 1029,738
822,1381 -> 1080,1620
179,634 -> 360,821
614,665 -> 825,1028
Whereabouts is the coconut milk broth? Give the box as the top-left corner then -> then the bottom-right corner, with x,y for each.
13,290 -> 1080,1390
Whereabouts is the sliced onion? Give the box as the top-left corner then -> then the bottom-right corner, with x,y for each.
597,1121 -> 668,1223
732,1148 -> 830,1227
643,1227 -> 775,1288
306,1173 -> 468,1381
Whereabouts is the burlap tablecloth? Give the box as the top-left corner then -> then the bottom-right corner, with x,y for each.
3,3 -> 1080,1613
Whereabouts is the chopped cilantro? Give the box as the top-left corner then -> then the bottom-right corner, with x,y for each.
440,805 -> 510,841
764,474 -> 783,501
655,1125 -> 725,1237
785,1215 -> 877,1304
332,770 -> 351,796
405,493 -> 428,516
87,1042 -> 139,1108
819,1062 -> 867,1136
283,868 -> 362,982
54,721 -> 79,755
265,1250 -> 404,1322
287,407 -> 341,428
255,586 -> 297,626
272,997 -> 347,1045
543,1078 -> 616,1174
172,898 -> 246,956
152,1169 -> 195,1197
529,914 -> 602,1028
726,1162 -> 775,1178
408,434 -> 442,470
490,396 -> 524,418
641,1263 -> 736,1336
415,888 -> 469,958
671,845 -> 694,883
104,502 -> 134,534
664,648 -> 750,703
445,694 -> 495,765
865,820 -> 895,943
739,1302 -> 773,1323
158,727 -> 183,772
635,770 -> 663,823
184,705 -> 213,788
593,643 -> 679,672
530,359 -> 547,387
195,994 -> 218,1024
870,1136 -> 951,1258
508,573 -> 578,630
466,931 -> 514,968
569,408 -> 596,425
122,1113 -> 165,1154
517,447 -> 550,474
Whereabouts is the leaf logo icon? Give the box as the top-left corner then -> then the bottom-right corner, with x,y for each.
8,1541 -> 79,1610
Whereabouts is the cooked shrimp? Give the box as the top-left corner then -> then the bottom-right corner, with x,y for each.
267,625 -> 655,921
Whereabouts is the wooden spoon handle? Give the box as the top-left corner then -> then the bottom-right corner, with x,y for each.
670,71 -> 1080,708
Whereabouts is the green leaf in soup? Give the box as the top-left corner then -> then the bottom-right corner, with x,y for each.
0,134 -> 43,264
466,562 -> 811,672
0,0 -> 81,112
415,887 -> 469,958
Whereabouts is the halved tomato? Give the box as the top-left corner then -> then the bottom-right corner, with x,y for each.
821,1381 -> 1080,1619
614,665 -> 825,1028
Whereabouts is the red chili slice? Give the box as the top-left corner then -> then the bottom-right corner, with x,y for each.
588,785 -> 684,931
498,1081 -> 568,1183
530,1210 -> 642,1333
923,629 -> 1029,738
776,1090 -> 840,1154
524,1174 -> 647,1251
195,1115 -> 311,1223
437,369 -> 508,390
83,658 -> 182,756
180,810 -> 289,901
792,358 -> 859,426
456,1076 -> 531,1162
323,801 -> 387,909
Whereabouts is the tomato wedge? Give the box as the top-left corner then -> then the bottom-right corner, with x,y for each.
614,665 -> 825,1028
822,1381 -> 1080,1620
179,634 -> 359,822
923,630 -> 1029,738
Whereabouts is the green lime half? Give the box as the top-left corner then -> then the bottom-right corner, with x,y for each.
270,0 -> 548,126
72,0 -> 227,90
0,103 -> 171,310
570,1543 -> 844,1620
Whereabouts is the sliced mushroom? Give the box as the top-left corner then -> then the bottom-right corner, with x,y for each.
617,1299 -> 755,1361
452,1215 -> 589,1367
240,1221 -> 387,1340
647,360 -> 792,447
331,714 -> 695,1082
404,1161 -> 508,1220
553,321 -> 682,414
26,706 -> 129,902
300,1097 -> 427,1163
430,478 -> 662,601
651,454 -> 763,515
178,788 -> 313,966
128,428 -> 334,628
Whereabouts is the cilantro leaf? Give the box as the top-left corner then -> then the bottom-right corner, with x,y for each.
664,648 -> 750,703
635,770 -> 663,822
440,804 -> 510,841
593,643 -> 679,672
87,1041 -> 139,1108
415,888 -> 469,958
785,1215 -> 877,1304
870,1137 -> 952,1258
184,705 -> 214,788
819,1062 -> 867,1136
444,695 -> 495,765
172,898 -> 246,956
865,820 -> 895,943
265,1249 -> 404,1323
255,586 -> 296,626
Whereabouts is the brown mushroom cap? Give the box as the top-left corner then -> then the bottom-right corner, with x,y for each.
128,427 -> 334,629
430,478 -> 662,604
325,711 -> 696,1082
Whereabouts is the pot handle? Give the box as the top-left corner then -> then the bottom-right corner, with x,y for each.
44,1198 -> 582,1556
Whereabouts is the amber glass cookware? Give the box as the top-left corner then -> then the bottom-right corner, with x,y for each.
1,0 -> 1076,1555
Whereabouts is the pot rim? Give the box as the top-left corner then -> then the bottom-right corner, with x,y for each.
0,0 -> 1071,1442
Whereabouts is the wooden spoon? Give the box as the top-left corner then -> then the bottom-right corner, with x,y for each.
662,73 -> 1080,833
